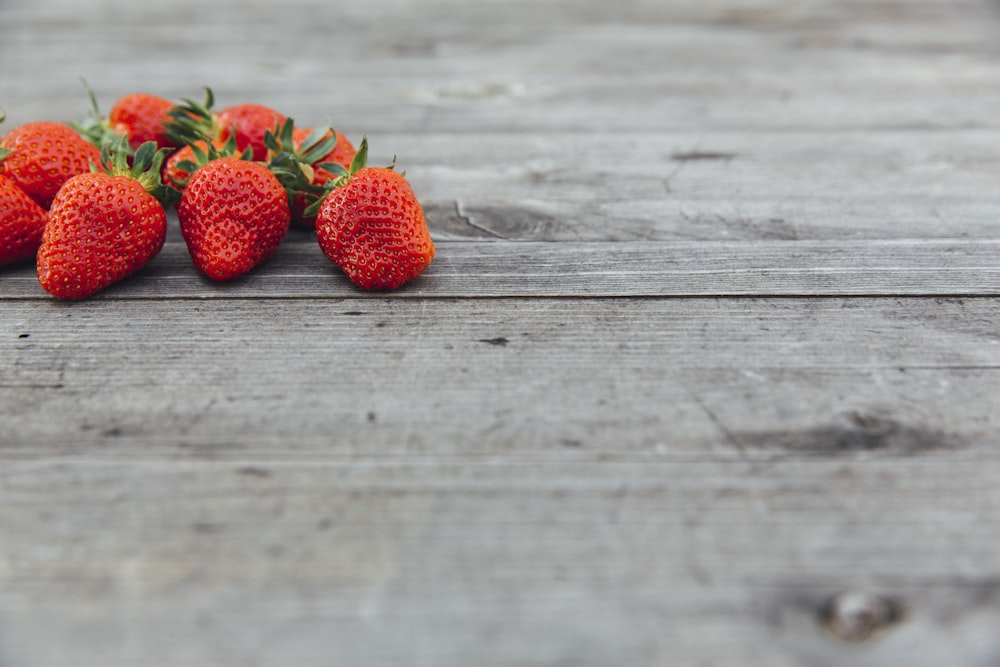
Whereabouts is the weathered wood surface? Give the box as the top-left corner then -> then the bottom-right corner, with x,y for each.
4,295 -> 1000,455
3,0 -> 1000,666
7,237 -> 1000,298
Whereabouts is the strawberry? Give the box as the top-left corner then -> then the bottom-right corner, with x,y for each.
312,138 -> 435,290
177,157 -> 290,281
0,109 -> 49,265
165,88 -> 285,162
74,82 -> 178,152
1,120 -> 101,209
108,93 -> 177,151
36,138 -> 177,299
216,103 -> 286,161
0,172 -> 48,266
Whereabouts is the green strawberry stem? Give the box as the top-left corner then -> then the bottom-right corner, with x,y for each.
347,135 -> 369,177
163,87 -> 217,147
100,136 -> 180,207
268,161 -> 325,214
0,107 -> 9,161
170,131 -> 253,188
70,77 -> 128,152
301,135 -> 391,219
262,117 -> 348,211
263,117 -> 341,167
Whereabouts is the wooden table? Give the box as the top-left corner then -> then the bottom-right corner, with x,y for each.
3,1 -> 1000,664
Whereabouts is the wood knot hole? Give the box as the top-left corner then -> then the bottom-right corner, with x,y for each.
821,591 -> 905,642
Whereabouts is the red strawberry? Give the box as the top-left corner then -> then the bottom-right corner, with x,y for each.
177,157 -> 290,281
0,173 -> 48,265
313,138 -> 434,290
1,121 -> 101,209
36,139 -> 177,299
73,82 -> 179,152
108,93 -> 177,151
216,103 -> 285,161
166,88 -> 284,162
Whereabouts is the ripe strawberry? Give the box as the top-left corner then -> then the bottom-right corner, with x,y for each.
216,103 -> 285,161
313,138 -> 434,290
166,88 -> 285,162
36,139 -> 178,299
1,121 -> 101,209
74,82 -> 179,152
107,93 -> 177,151
0,173 -> 48,265
177,157 -> 290,281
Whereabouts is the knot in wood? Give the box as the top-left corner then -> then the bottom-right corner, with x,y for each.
821,591 -> 904,642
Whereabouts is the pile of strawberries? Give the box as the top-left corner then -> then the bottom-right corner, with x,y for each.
0,86 -> 435,299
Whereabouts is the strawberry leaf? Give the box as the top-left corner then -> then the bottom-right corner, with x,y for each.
302,185 -> 334,219
263,117 -> 294,155
0,108 -> 7,162
68,77 -> 127,153
131,141 -> 156,174
348,136 -> 368,175
163,87 -> 217,147
98,138 -> 179,207
317,162 -> 349,178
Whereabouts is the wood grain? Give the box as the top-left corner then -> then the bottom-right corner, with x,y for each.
4,238 -> 1000,299
2,297 -> 998,458
1,457 -> 999,667
2,0 -> 1000,134
2,0 -> 1000,665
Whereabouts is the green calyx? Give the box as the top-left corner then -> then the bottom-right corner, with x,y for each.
169,131 -> 253,188
264,117 -> 347,211
70,78 -> 128,152
264,117 -> 342,168
0,107 -> 9,162
98,135 -> 180,207
163,87 -> 218,148
300,135 -> 397,219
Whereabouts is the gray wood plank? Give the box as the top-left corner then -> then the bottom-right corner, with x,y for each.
3,297 -> 998,457
2,0 -> 999,133
3,0 -> 1000,665
1,456 -> 999,667
5,239 -> 1000,299
397,130 -> 1000,241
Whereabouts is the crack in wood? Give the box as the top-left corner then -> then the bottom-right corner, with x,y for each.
454,200 -> 511,240
477,336 -> 510,346
670,150 -> 739,162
